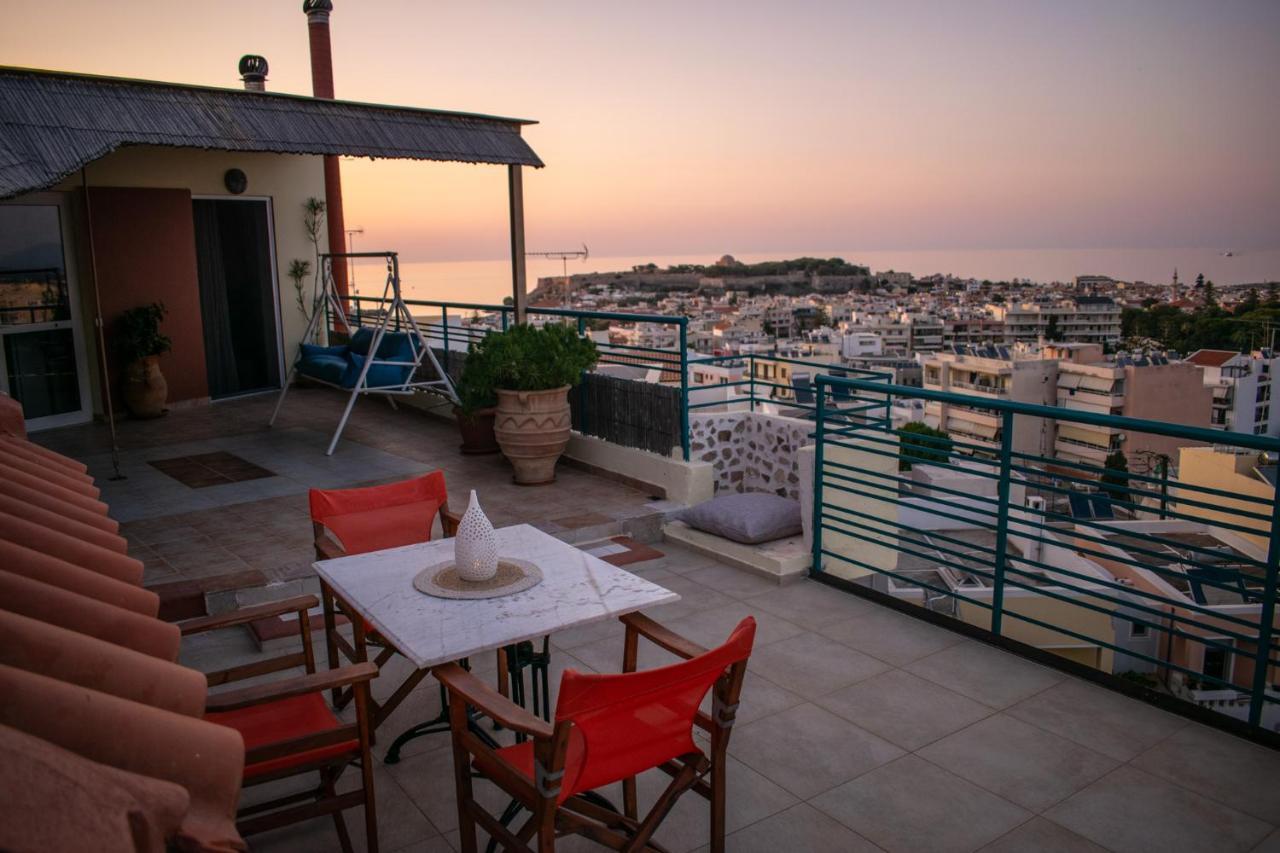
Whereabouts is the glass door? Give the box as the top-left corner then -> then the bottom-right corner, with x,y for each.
0,196 -> 91,429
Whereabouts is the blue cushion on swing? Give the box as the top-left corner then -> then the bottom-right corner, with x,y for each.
297,347 -> 351,386
344,352 -> 413,389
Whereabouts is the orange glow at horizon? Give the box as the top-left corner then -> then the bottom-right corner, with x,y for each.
2,0 -> 1277,264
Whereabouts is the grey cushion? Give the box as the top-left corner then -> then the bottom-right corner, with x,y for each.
679,492 -> 803,545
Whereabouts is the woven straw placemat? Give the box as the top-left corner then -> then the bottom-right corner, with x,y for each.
413,558 -> 543,600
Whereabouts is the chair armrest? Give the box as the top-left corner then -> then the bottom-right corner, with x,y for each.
434,662 -> 554,739
621,612 -> 708,661
179,595 -> 318,636
205,661 -> 378,712
314,534 -> 346,561
441,506 -> 461,537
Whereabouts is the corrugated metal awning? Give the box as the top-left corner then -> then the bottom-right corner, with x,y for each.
1078,375 -> 1117,393
1057,423 -> 1111,444
0,66 -> 544,199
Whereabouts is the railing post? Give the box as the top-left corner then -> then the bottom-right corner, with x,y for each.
501,307 -> 510,331
441,306 -> 450,376
811,377 -> 827,576
577,315 -> 589,436
749,355 -> 757,413
1248,487 -> 1280,728
990,410 -> 1015,636
679,320 -> 690,461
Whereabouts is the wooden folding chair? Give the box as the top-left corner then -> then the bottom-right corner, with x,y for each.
310,472 -> 459,717
436,613 -> 756,853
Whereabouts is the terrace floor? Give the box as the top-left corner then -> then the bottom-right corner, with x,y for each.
33,391 -> 1280,853
36,387 -> 669,586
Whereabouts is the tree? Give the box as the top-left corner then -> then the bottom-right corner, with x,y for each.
898,422 -> 952,471
1101,449 -> 1131,505
1195,273 -> 1205,290
1044,315 -> 1064,342
1203,279 -> 1217,308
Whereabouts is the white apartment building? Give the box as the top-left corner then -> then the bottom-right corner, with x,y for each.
840,331 -> 884,359
1186,349 -> 1280,438
998,296 -> 1122,345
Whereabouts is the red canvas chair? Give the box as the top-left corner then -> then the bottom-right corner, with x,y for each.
311,472 -> 461,715
437,613 -> 756,853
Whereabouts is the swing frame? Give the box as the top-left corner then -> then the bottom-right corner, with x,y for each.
270,251 -> 458,455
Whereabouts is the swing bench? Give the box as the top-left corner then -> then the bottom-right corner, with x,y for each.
270,251 -> 458,455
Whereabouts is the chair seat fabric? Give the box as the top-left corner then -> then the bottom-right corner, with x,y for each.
323,499 -> 439,555
206,693 -> 354,779
480,727 -> 589,804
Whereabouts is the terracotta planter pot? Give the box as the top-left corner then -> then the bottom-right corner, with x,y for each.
454,406 -> 500,455
121,356 -> 167,419
493,386 -> 572,485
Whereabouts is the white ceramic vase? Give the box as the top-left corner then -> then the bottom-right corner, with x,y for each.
454,490 -> 499,582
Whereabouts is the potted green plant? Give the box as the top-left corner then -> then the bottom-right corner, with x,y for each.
471,323 -> 597,484
115,302 -> 172,418
453,343 -> 500,454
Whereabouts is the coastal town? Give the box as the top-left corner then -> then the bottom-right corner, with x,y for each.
432,256 -> 1280,467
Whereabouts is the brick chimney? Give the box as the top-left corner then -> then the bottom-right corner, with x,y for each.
303,0 -> 349,302
238,55 -> 268,91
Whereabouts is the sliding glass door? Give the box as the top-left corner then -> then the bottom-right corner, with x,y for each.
0,195 -> 91,429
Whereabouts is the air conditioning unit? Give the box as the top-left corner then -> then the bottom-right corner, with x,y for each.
1026,495 -> 1047,514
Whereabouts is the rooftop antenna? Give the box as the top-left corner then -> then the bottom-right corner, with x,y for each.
526,244 -> 589,308
345,227 -> 364,294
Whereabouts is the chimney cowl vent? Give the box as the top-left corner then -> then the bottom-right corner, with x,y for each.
303,0 -> 333,19
238,55 -> 269,91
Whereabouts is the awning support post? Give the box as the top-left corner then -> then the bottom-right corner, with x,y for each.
508,165 -> 527,325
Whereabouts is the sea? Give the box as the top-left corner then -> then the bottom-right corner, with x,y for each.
346,248 -> 1280,313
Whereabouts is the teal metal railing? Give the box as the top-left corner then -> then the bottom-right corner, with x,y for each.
344,295 -> 693,459
810,374 -> 1280,736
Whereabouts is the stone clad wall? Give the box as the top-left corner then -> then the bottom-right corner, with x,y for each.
688,412 -> 810,499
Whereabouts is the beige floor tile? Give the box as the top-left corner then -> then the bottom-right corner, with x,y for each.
816,669 -> 994,750
812,755 -> 1031,853
684,563 -> 782,599
743,578 -> 879,626
1131,723 -> 1280,823
817,605 -> 965,666
904,640 -> 1062,708
918,714 -> 1119,812
664,600 -> 806,650
1005,677 -> 1187,761
730,703 -> 903,798
1045,765 -> 1272,853
746,632 -> 890,699
979,817 -> 1108,853
701,802 -> 883,853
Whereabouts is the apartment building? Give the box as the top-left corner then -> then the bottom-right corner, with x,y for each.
840,331 -> 884,359
999,296 -> 1122,345
942,318 -> 1006,348
921,345 -> 1058,457
1186,349 -> 1280,438
1050,344 -> 1213,468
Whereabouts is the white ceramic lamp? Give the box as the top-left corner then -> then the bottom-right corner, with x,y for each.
454,490 -> 498,582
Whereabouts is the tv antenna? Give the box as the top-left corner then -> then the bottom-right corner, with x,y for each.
526,244 -> 589,306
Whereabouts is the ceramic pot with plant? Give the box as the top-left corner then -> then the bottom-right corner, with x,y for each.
453,342 -> 500,455
116,302 -> 172,419
473,323 -> 597,485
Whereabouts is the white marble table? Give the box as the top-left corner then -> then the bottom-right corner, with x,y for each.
314,523 -> 680,670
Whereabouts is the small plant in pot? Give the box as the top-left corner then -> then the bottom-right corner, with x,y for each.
453,343 -> 500,455
472,323 -> 597,484
116,302 -> 172,419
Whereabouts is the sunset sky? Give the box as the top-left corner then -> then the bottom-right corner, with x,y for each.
3,0 -> 1278,263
